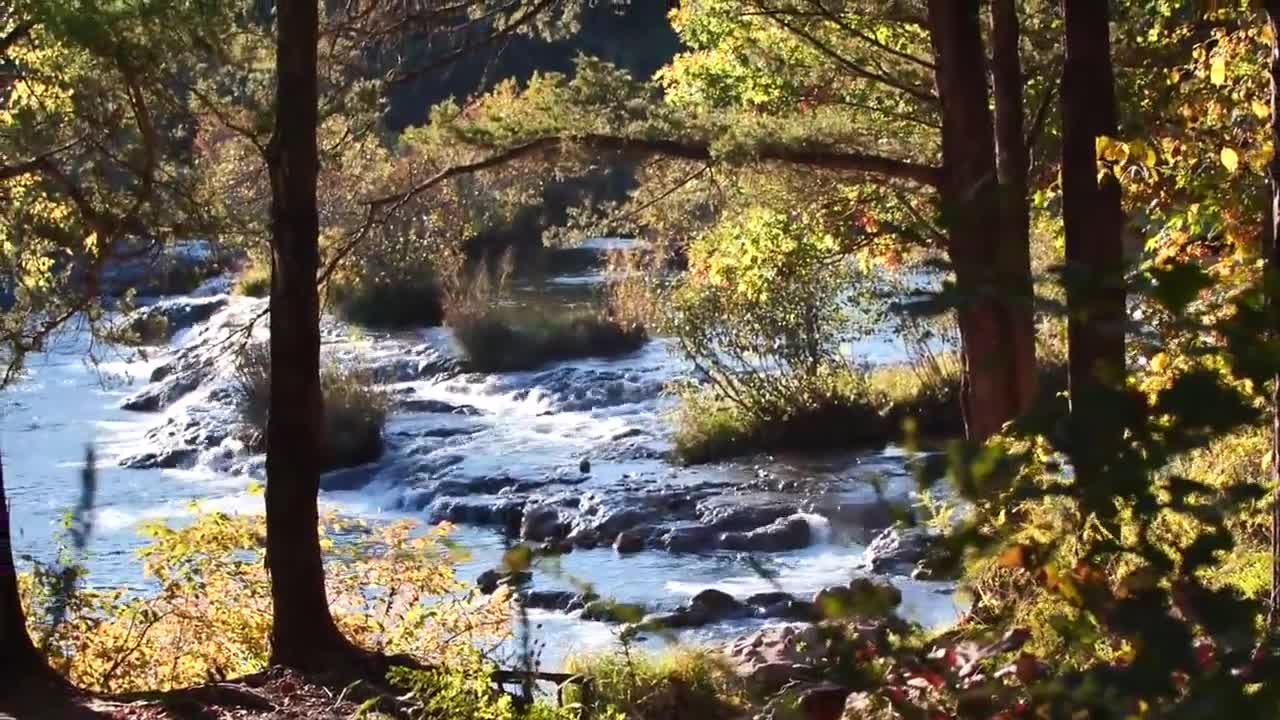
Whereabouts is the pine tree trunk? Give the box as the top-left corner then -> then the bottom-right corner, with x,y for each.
265,0 -> 352,669
1060,0 -> 1126,483
1263,1 -> 1280,629
0,451 -> 58,695
927,0 -> 1037,441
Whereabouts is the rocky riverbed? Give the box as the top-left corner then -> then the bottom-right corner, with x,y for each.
5,278 -> 963,671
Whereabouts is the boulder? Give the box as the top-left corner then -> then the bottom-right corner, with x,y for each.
581,600 -> 647,624
661,525 -> 720,553
613,527 -> 654,554
521,503 -> 570,542
398,398 -> 481,415
476,569 -> 532,595
120,372 -> 203,412
125,296 -> 228,343
719,515 -> 812,552
697,500 -> 797,533
722,624 -> 829,691
516,590 -> 598,613
690,588 -> 745,617
813,578 -> 902,620
637,607 -> 709,630
862,527 -> 952,578
119,447 -> 198,470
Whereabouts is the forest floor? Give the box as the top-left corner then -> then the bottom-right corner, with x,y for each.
0,668 -> 377,720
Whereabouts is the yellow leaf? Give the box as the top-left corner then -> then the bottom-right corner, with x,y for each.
1221,146 -> 1240,173
1210,57 -> 1227,86
1254,100 -> 1271,119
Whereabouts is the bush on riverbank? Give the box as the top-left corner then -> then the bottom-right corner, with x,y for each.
232,343 -> 392,471
20,510 -> 506,693
672,363 -> 964,464
233,257 -> 271,298
565,649 -> 745,720
450,306 -> 647,372
331,276 -> 446,329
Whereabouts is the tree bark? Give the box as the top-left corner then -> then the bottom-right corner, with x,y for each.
990,0 -> 1038,411
926,0 -> 1036,441
1263,0 -> 1280,629
0,451 -> 59,695
1060,0 -> 1126,483
265,0 -> 352,669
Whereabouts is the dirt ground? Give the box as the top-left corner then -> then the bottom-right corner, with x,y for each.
0,668 -> 377,720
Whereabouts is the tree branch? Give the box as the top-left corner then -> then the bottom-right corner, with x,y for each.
367,133 -> 941,209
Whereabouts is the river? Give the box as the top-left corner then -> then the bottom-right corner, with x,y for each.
3,264 -> 962,672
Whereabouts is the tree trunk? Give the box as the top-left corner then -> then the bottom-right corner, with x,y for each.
990,0 -> 1038,410
0,451 -> 58,695
927,0 -> 1037,441
1060,0 -> 1126,483
1263,0 -> 1280,629
265,0 -> 352,669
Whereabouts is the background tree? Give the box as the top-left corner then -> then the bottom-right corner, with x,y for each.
1060,0 -> 1127,487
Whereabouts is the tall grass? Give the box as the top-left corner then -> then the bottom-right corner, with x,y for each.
232,343 -> 391,470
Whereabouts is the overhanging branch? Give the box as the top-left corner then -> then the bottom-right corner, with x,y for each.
366,133 -> 941,209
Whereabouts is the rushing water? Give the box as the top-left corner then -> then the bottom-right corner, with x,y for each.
3,269 -> 962,672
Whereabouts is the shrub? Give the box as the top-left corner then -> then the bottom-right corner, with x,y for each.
233,257 -> 270,298
450,306 -> 648,373
331,276 -> 446,329
672,366 -> 893,464
565,649 -> 744,720
21,509 -> 508,693
232,343 -> 391,470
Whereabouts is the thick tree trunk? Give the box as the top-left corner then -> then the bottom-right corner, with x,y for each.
0,452 -> 58,695
990,0 -> 1038,410
265,0 -> 352,669
927,0 -> 1037,441
1264,1 -> 1280,629
1060,0 -> 1126,482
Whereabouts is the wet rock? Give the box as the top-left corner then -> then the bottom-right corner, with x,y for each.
610,428 -> 645,441
661,525 -> 720,553
516,590 -> 598,612
860,520 -> 942,571
125,296 -> 229,343
398,398 -> 481,415
613,527 -> 654,554
746,592 -> 795,608
570,496 -> 654,546
521,503 -> 571,542
579,458 -> 591,474
581,600 -> 647,624
814,499 -> 897,542
758,599 -> 818,622
476,569 -> 532,594
638,607 -> 709,630
120,372 -> 203,412
690,589 -> 746,617
719,515 -> 812,552
430,497 -> 526,536
320,465 -> 381,492
120,447 -> 198,470
722,624 -> 829,691
697,500 -> 797,533
813,578 -> 902,621
366,352 -> 458,384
